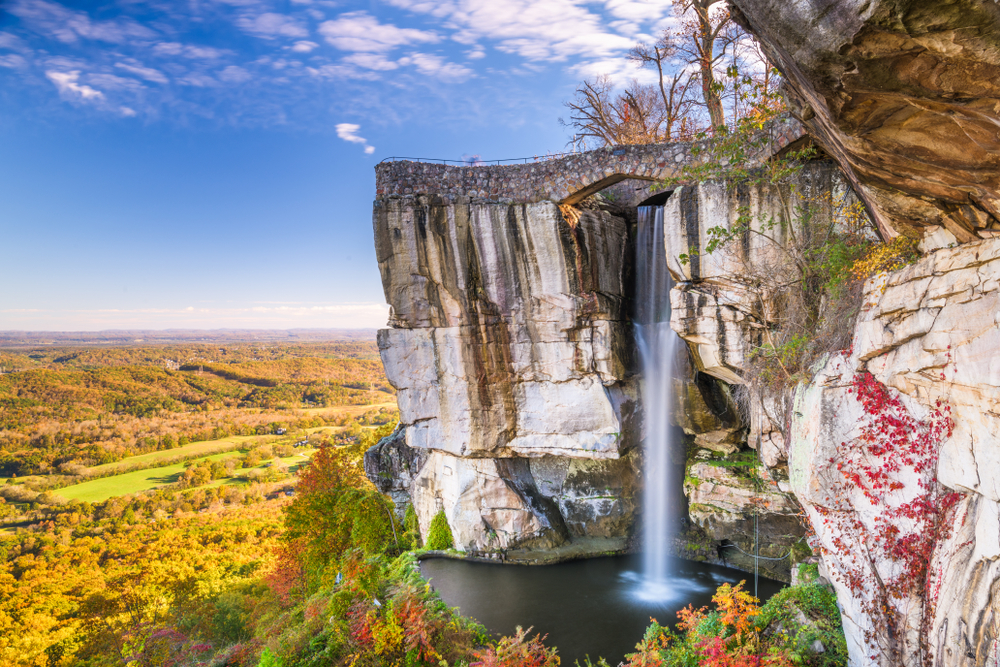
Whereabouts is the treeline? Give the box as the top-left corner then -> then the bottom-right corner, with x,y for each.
0,341 -> 381,373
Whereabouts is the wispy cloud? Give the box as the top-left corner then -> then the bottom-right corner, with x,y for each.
236,12 -> 309,39
115,61 -> 169,84
336,123 -> 375,154
1,0 -> 677,127
11,0 -> 156,44
46,70 -> 104,100
386,0 -> 642,61
400,53 -> 473,82
152,42 -> 231,60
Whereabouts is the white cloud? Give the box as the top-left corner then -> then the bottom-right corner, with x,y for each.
572,56 -> 654,84
236,12 -> 309,39
0,54 -> 28,69
336,122 -> 375,154
11,0 -> 156,44
385,0 -> 655,61
319,12 -> 438,52
120,106 -> 137,117
0,32 -> 29,51
45,70 -> 104,100
291,40 -> 319,53
342,52 -> 399,71
219,65 -> 252,83
401,53 -> 474,82
465,47 -> 486,60
152,42 -> 231,60
306,63 -> 380,80
604,0 -> 673,22
115,61 -> 169,84
179,73 -> 218,87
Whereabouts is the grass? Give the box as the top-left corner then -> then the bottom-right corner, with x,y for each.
58,452 -> 241,503
58,447 -> 319,503
83,434 -> 274,475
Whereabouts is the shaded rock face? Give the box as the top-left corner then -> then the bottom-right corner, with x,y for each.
684,459 -> 803,581
731,0 -> 1000,243
667,161 -> 858,386
363,425 -> 428,514
373,195 -> 641,551
786,240 -> 1000,666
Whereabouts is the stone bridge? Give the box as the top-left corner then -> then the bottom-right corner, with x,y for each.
374,116 -> 805,205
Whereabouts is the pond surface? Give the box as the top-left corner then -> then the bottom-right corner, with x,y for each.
420,555 -> 784,666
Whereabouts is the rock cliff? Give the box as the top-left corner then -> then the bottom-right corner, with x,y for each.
718,1 -> 1000,663
372,195 -> 640,553
730,0 -> 1000,244
785,241 -> 1000,666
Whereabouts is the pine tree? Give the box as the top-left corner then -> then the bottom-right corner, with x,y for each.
403,504 -> 422,549
425,509 -> 454,551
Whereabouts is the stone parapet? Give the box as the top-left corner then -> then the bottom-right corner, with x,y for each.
375,116 -> 805,205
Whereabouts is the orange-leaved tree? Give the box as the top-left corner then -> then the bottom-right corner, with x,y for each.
279,441 -> 401,595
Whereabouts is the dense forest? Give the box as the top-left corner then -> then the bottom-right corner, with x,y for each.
0,342 -> 393,477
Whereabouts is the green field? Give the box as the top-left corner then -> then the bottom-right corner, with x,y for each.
57,448 -> 317,503
59,452 -> 241,503
84,434 -> 276,476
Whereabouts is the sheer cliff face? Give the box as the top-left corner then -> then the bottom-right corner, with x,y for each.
730,0 -> 1000,244
717,2 -> 1000,662
786,242 -> 1000,666
373,195 -> 639,551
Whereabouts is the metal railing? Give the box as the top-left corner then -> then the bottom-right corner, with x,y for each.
378,151 -> 580,166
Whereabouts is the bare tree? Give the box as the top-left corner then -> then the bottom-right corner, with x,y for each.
629,31 -> 696,141
561,75 -> 669,148
674,0 -> 732,131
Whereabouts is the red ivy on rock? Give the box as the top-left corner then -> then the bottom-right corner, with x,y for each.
811,369 -> 963,666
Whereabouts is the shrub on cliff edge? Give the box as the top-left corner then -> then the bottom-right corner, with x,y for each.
425,509 -> 454,550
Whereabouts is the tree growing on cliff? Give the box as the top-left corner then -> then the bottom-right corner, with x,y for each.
562,0 -> 771,147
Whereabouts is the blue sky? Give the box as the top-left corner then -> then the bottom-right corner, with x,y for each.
0,0 -> 679,331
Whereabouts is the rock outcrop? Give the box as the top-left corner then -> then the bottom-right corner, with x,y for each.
667,161 -> 859,385
373,195 -> 641,552
731,0 -> 1000,244
785,240 -> 1000,665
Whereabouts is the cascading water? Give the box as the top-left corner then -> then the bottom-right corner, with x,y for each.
635,204 -> 679,594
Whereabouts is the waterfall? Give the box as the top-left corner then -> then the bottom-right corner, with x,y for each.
635,204 -> 678,589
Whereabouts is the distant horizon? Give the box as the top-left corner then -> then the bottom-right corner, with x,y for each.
0,327 -> 381,347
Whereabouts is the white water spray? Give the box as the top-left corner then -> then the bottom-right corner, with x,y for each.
635,205 -> 679,591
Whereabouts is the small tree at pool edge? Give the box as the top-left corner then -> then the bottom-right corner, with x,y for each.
426,509 -> 454,550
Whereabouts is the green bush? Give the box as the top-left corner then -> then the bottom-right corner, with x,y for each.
403,504 -> 422,549
425,509 -> 454,550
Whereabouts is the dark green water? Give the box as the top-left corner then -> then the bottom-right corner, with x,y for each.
420,555 -> 784,665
